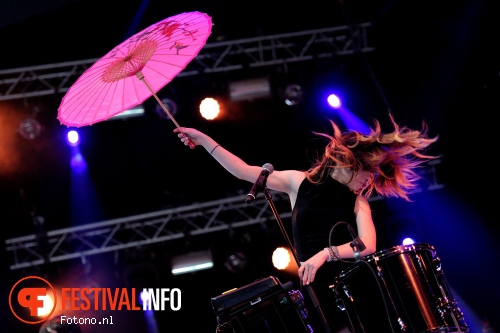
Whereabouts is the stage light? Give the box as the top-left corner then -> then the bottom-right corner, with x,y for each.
66,130 -> 80,146
283,83 -> 303,106
402,237 -> 416,245
18,117 -> 42,139
224,251 -> 248,273
327,93 -> 342,109
229,77 -> 271,102
199,97 -> 220,120
154,98 -> 178,120
171,250 -> 214,275
110,104 -> 145,120
272,247 -> 291,270
140,289 -> 151,305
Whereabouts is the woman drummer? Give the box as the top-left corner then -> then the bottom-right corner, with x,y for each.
174,113 -> 439,333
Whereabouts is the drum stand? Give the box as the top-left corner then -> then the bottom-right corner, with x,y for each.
263,188 -> 332,333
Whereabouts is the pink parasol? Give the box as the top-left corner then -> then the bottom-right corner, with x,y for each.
57,11 -> 212,131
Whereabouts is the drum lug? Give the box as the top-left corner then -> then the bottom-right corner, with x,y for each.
436,296 -> 450,313
334,287 -> 347,311
433,256 -> 443,273
336,298 -> 346,312
439,300 -> 465,319
374,256 -> 384,279
397,317 -> 407,332
342,284 -> 352,299
452,306 -> 466,320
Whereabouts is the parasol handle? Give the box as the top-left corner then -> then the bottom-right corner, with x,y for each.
136,71 -> 181,127
136,72 -> 195,149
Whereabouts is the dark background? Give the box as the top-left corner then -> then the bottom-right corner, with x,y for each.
1,0 -> 498,332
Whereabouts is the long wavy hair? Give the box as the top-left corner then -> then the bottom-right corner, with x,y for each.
306,114 -> 439,201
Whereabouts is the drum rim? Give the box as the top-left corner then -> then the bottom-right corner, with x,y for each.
366,242 -> 435,260
333,242 -> 436,281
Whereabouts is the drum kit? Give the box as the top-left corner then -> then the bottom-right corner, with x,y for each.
211,243 -> 469,333
330,242 -> 469,333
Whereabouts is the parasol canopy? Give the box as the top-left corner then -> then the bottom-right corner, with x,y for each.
57,11 -> 212,128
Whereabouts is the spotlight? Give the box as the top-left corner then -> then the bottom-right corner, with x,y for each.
140,289 -> 151,305
327,94 -> 342,109
224,251 -> 247,273
282,84 -> 304,106
272,247 -> 291,270
66,130 -> 80,146
18,117 -> 42,139
199,97 -> 220,120
402,238 -> 416,245
155,98 -> 178,120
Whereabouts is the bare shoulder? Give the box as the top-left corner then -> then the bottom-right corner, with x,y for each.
267,169 -> 306,195
281,170 -> 307,208
286,170 -> 307,189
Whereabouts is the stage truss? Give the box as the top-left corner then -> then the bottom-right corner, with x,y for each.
5,160 -> 444,270
0,23 -> 374,101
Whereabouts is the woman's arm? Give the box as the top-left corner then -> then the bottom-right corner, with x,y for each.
327,195 -> 376,259
173,127 -> 304,196
299,195 -> 376,285
352,195 -> 377,255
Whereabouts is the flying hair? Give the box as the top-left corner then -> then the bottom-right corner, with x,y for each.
306,113 -> 440,201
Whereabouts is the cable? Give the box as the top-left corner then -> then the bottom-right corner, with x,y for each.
328,221 -> 397,332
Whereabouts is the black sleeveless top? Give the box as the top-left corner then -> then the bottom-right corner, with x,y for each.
292,176 -> 358,303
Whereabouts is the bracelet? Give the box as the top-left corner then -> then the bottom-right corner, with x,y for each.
324,248 -> 332,262
330,246 -> 340,262
332,246 -> 340,261
210,144 -> 220,155
325,246 -> 340,262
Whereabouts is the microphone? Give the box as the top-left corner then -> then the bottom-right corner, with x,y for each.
347,224 -> 366,261
246,163 -> 274,204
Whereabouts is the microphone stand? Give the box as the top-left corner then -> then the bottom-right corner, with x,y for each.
263,188 -> 332,333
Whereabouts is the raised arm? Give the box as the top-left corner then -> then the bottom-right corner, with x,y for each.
173,127 -> 304,197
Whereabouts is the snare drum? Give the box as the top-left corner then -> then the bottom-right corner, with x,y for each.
330,243 -> 468,333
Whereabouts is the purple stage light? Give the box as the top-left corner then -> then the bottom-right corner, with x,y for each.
327,94 -> 342,109
67,130 -> 80,146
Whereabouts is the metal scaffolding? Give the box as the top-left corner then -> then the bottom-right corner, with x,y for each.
0,23 -> 374,101
5,160 -> 444,270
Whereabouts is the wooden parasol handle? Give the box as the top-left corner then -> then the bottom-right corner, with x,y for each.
136,71 -> 195,149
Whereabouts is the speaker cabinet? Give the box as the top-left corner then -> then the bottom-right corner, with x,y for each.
211,276 -> 312,333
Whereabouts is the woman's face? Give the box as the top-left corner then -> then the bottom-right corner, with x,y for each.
349,170 -> 374,193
